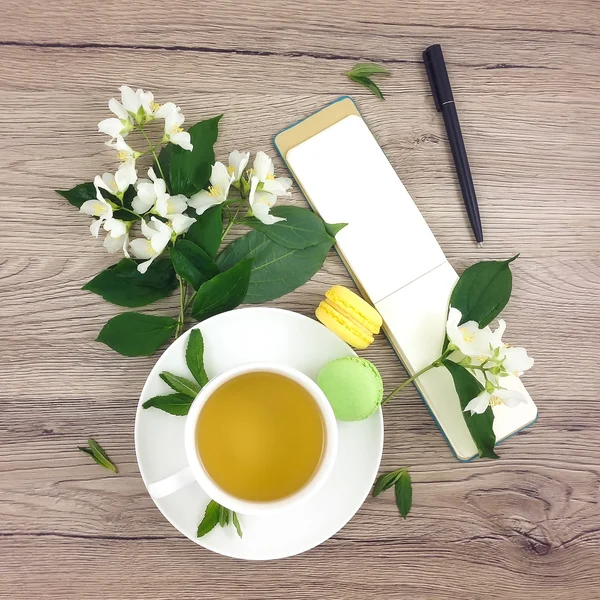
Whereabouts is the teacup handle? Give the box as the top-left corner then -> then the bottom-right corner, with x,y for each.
147,466 -> 196,499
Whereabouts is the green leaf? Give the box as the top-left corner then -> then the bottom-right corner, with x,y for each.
449,256 -> 518,328
443,360 -> 499,459
185,205 -> 223,259
191,258 -> 253,321
218,505 -> 230,527
394,470 -> 412,519
116,257 -> 177,290
346,62 -> 390,78
159,372 -> 201,398
78,439 -> 118,473
246,206 -> 334,249
348,74 -> 385,99
168,116 -> 222,196
372,468 -> 405,497
57,182 -> 96,208
325,222 -> 348,238
142,393 -> 194,416
83,259 -> 177,307
97,313 -> 177,356
186,329 -> 209,387
232,512 -> 243,538
169,240 -> 219,290
217,231 -> 333,304
197,500 -> 220,538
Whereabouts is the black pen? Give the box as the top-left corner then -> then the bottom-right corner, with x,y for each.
423,44 -> 484,246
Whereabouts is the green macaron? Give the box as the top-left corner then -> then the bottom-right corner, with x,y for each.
317,356 -> 383,421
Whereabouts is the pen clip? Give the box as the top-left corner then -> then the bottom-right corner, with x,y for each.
423,49 -> 442,112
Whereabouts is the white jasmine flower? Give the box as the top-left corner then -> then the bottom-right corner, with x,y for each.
129,217 -> 173,274
119,86 -> 158,123
94,159 -> 137,200
499,346 -> 534,377
446,307 -> 502,358
155,193 -> 188,220
252,151 -> 292,196
228,150 -> 250,182
188,162 -> 233,215
103,231 -> 130,256
81,185 -> 114,237
464,387 -> 527,415
170,214 -> 196,235
107,134 -> 141,163
98,97 -> 134,139
102,219 -> 130,257
248,176 -> 285,225
132,168 -> 168,214
156,102 -> 192,150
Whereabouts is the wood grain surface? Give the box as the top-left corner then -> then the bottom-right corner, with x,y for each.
1,0 -> 599,598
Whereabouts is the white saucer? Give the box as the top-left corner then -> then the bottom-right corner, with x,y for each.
135,307 -> 384,560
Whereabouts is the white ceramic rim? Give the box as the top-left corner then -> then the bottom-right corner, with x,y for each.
183,362 -> 339,515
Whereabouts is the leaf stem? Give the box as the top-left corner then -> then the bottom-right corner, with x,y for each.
175,277 -> 186,338
221,200 -> 246,240
381,348 -> 453,406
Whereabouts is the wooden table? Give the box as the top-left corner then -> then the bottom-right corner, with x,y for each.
2,1 -> 599,598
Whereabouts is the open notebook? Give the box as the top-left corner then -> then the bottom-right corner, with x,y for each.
275,99 -> 537,460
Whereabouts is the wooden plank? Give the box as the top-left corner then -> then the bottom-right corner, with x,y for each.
0,0 -> 599,597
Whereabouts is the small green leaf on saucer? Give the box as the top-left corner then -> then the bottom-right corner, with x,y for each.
78,438 -> 118,473
142,393 -> 194,416
197,500 -> 220,538
159,372 -> 200,398
186,329 -> 209,387
232,512 -> 243,538
218,505 -> 231,527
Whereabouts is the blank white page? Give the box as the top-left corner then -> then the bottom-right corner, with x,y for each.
284,112 -> 537,460
287,115 -> 446,304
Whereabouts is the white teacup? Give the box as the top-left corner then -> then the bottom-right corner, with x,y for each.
147,363 -> 338,515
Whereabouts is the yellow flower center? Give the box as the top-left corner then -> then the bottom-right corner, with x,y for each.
117,150 -> 129,161
151,101 -> 160,113
208,185 -> 222,198
170,126 -> 183,135
227,165 -> 235,176
489,395 -> 503,407
266,173 -> 275,180
460,327 -> 475,343
93,205 -> 104,216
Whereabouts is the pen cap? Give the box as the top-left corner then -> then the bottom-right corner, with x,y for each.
423,44 -> 454,111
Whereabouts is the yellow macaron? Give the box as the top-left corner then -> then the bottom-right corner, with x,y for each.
315,285 -> 383,350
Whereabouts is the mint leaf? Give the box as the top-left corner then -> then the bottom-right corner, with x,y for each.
186,329 -> 209,387
197,500 -> 220,537
170,240 -> 219,290
348,74 -> 385,99
159,372 -> 200,398
372,468 -> 405,497
246,206 -> 334,250
232,512 -> 243,538
217,231 -> 333,304
191,258 -> 253,321
185,205 -> 223,259
168,116 -> 222,196
142,393 -> 193,416
394,470 -> 412,519
78,439 -> 118,473
97,313 -> 177,356
57,182 -> 96,208
218,505 -> 230,527
83,258 -> 177,307
346,63 -> 390,78
444,360 -> 499,459
449,256 -> 518,328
